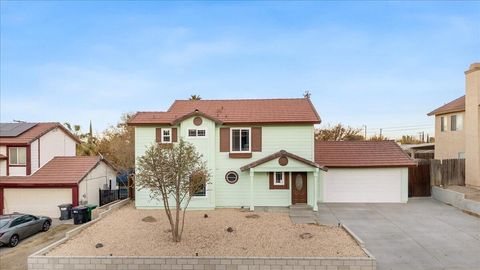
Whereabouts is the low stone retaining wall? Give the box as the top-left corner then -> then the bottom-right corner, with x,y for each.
432,186 -> 480,215
28,256 -> 376,270
28,200 -> 376,270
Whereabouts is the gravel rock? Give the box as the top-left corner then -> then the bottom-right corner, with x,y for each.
48,202 -> 365,257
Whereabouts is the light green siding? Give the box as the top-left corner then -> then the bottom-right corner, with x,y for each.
215,125 -> 316,208
135,122 -> 318,209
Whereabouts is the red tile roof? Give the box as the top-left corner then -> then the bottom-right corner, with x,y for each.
0,156 -> 108,186
240,150 -> 327,171
0,122 -> 80,145
427,96 -> 465,116
128,98 -> 321,125
315,140 -> 416,168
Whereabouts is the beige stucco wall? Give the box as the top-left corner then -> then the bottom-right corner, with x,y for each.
465,63 -> 480,187
434,111 -> 466,160
39,128 -> 76,168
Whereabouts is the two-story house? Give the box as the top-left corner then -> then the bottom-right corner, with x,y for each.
129,98 -> 414,211
0,122 -> 117,216
428,63 -> 480,187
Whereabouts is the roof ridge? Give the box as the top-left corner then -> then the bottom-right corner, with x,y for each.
173,97 -> 308,102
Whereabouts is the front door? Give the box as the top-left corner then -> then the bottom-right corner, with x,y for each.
291,172 -> 307,204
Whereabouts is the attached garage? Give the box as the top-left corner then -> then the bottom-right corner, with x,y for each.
0,156 -> 117,216
316,141 -> 415,203
3,188 -> 73,217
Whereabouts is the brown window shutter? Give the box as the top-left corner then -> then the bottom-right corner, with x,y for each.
251,127 -> 262,152
269,172 -> 274,189
172,128 -> 178,142
156,128 -> 162,143
220,128 -> 230,152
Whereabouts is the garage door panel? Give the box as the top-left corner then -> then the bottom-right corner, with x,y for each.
4,188 -> 72,217
324,168 -> 402,203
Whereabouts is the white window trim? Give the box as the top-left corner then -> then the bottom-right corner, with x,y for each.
230,127 -> 251,153
274,172 -> 285,186
187,129 -> 207,138
161,128 -> 172,143
9,147 -> 27,166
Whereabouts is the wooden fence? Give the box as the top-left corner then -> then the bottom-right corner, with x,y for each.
409,159 -> 431,197
430,159 -> 465,187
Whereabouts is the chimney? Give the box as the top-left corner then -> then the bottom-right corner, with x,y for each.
465,63 -> 480,187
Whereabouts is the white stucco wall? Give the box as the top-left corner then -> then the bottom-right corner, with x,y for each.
0,145 -> 6,176
9,166 -> 27,176
39,128 -> 76,167
78,161 -> 117,206
31,139 -> 39,173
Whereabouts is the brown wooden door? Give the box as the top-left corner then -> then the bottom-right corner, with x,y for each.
291,172 -> 307,204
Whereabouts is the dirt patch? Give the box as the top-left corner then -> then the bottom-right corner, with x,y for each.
245,214 -> 260,219
0,224 -> 74,270
47,203 -> 365,257
141,216 -> 157,223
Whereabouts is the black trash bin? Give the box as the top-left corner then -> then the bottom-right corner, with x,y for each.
58,203 -> 73,220
72,206 -> 88,225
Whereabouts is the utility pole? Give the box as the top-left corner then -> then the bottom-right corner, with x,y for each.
379,128 -> 383,137
363,125 -> 367,140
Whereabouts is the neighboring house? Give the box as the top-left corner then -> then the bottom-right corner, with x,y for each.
0,156 -> 117,217
428,63 -> 480,187
0,122 -> 79,176
129,98 -> 415,211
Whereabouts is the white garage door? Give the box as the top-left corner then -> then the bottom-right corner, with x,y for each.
323,168 -> 404,203
4,188 -> 72,217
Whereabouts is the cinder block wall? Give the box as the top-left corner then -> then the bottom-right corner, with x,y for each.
28,256 -> 376,270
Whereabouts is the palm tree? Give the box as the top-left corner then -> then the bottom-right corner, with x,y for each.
189,94 -> 202,100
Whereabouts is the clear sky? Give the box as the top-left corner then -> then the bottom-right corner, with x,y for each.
1,1 -> 479,139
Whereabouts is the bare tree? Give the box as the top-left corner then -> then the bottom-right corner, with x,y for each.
315,123 -> 364,141
136,139 -> 210,242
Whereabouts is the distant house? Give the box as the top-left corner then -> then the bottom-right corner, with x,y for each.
0,123 -> 117,217
0,122 -> 79,176
428,63 -> 480,187
128,98 -> 415,210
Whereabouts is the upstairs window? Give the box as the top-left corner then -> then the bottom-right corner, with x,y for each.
231,128 -> 250,152
274,172 -> 284,185
440,117 -> 446,132
188,129 -> 206,137
162,128 -> 171,143
451,114 -> 463,131
9,147 -> 26,165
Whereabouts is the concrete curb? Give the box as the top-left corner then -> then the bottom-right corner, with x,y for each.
432,186 -> 480,215
29,198 -> 130,257
341,224 -> 376,260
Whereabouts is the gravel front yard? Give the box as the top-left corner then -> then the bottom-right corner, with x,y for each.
48,202 -> 365,257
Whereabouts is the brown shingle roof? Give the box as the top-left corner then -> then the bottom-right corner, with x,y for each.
128,98 -> 321,125
0,122 -> 81,145
0,156 -> 108,186
427,96 -> 465,116
315,141 -> 416,168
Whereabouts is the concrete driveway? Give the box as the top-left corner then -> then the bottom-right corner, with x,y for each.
317,198 -> 480,270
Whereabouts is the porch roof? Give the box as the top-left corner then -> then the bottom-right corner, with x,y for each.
240,150 -> 327,172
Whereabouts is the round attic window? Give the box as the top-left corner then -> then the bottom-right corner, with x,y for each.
225,171 -> 239,184
278,156 -> 288,166
193,117 -> 203,126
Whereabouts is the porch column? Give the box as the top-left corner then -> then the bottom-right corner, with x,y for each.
313,169 -> 319,211
249,169 -> 254,211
